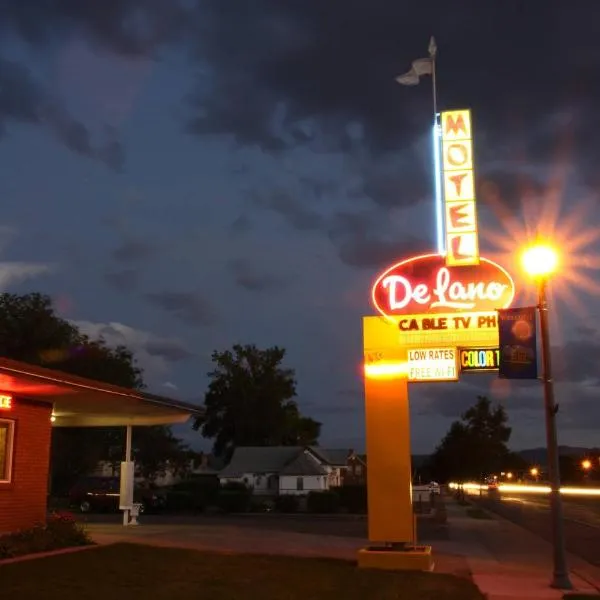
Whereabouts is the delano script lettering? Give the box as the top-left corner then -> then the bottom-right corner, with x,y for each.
383,266 -> 508,311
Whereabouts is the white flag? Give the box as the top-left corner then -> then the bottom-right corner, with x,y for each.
428,36 -> 437,59
395,58 -> 433,86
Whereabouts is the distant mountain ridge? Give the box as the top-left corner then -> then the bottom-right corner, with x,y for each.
411,446 -> 594,468
517,446 -> 597,465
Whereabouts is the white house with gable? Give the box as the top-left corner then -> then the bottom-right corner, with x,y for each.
219,446 -> 353,496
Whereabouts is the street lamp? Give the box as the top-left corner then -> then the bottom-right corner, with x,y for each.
530,467 -> 539,481
582,459 -> 592,482
521,242 -> 572,590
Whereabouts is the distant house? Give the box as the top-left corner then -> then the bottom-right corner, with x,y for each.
344,452 -> 367,485
92,451 -> 224,487
218,446 -> 360,496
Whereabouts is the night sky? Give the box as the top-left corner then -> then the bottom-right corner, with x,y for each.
0,1 -> 599,453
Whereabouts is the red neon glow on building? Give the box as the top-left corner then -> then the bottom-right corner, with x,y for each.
371,253 -> 515,318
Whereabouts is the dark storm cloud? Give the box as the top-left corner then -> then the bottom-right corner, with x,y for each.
190,1 -> 600,158
561,386 -> 600,431
0,0 -> 189,57
228,258 -> 286,292
146,291 -> 216,326
249,183 -> 430,268
302,389 -> 362,417
419,332 -> 600,422
418,382 -> 493,419
327,211 -> 429,268
251,188 -> 324,231
112,239 -> 158,262
230,214 -> 252,235
104,268 -> 139,291
92,322 -> 192,363
359,167 -> 428,210
145,339 -> 194,362
552,337 -> 600,384
0,58 -> 124,169
0,1 -> 190,166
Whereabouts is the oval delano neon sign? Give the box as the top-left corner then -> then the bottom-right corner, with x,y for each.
371,253 -> 515,318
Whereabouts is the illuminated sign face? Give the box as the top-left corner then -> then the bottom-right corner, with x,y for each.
371,254 -> 515,318
407,347 -> 458,382
0,394 -> 12,410
459,348 -> 500,372
441,109 -> 479,267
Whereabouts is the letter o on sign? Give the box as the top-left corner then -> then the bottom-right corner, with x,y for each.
447,143 -> 468,167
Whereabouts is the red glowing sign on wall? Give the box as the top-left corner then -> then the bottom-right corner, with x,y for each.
0,394 -> 12,410
371,253 -> 515,318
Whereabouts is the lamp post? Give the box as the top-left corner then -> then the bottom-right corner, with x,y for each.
582,459 -> 592,482
521,243 -> 572,590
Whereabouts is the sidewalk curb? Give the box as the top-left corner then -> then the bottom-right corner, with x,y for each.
0,543 -> 99,566
458,496 -> 600,593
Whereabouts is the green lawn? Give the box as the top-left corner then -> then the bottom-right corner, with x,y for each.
0,543 -> 484,600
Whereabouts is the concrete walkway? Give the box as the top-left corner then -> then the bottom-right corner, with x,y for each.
88,522 -> 364,560
437,499 -> 600,599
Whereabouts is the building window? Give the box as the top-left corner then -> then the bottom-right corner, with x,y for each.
355,465 -> 362,476
0,420 -> 15,483
296,477 -> 304,491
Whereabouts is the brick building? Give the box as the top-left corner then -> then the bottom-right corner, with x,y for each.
0,358 -> 202,533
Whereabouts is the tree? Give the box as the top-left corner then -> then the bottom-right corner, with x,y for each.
429,395 -> 512,482
197,344 -> 321,458
0,293 -> 143,387
132,425 -> 189,480
0,293 -> 185,491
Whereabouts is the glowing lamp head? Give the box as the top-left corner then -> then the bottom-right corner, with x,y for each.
521,243 -> 559,278
530,467 -> 539,477
582,459 -> 592,471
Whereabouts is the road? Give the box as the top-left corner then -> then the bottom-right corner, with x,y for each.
471,491 -> 600,567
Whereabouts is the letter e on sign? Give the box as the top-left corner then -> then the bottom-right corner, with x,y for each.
0,394 -> 12,410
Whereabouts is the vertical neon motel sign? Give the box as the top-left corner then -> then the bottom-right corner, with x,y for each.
440,109 -> 480,267
433,118 -> 444,255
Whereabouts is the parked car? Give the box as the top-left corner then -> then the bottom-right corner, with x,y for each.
68,476 -> 166,513
428,481 -> 441,495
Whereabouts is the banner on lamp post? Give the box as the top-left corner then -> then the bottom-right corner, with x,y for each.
498,306 -> 538,379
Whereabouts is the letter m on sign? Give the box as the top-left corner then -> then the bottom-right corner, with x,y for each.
441,110 -> 471,141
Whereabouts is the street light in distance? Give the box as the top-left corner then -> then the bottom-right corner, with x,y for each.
521,240 -> 572,590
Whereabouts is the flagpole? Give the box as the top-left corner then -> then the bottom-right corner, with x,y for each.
429,36 -> 444,254
431,45 -> 438,118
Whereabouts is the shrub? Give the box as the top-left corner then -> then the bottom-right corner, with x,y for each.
217,482 -> 252,513
164,476 -> 220,512
0,512 -> 92,559
307,491 -> 340,514
336,485 -> 367,514
274,494 -> 299,513
249,498 -> 275,513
